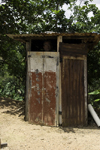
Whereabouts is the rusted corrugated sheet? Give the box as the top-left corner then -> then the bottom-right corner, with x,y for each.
7,33 -> 100,38
29,71 -> 43,124
43,55 -> 57,126
7,33 -> 100,45
43,72 -> 56,125
27,52 -> 59,126
29,53 -> 43,124
60,43 -> 87,127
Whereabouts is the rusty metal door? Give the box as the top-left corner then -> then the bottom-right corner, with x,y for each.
27,52 -> 59,126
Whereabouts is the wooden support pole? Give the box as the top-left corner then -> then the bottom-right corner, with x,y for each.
57,36 -> 62,52
84,57 -> 88,125
26,40 -> 31,52
25,40 -> 31,121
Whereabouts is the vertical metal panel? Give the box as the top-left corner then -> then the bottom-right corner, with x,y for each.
27,52 -> 59,126
62,56 -> 86,126
28,52 -> 43,124
29,72 -> 43,124
43,53 -> 57,126
43,71 -> 56,125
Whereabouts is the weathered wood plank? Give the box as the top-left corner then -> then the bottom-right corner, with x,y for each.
57,36 -> 62,52
60,43 -> 88,55
26,40 -> 31,51
25,41 -> 31,121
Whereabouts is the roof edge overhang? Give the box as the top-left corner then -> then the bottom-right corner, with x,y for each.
7,33 -> 100,49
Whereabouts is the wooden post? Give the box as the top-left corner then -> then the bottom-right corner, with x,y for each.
26,40 -> 31,51
57,36 -> 62,52
84,57 -> 88,125
57,36 -> 62,126
25,40 -> 31,121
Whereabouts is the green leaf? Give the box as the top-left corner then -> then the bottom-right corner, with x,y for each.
52,10 -> 60,14
89,90 -> 100,95
94,99 -> 100,102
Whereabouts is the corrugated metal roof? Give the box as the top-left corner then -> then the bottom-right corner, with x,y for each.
7,32 -> 100,38
7,33 -> 100,44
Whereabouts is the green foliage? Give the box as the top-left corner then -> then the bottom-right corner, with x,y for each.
0,61 -> 25,101
89,90 -> 100,95
88,89 -> 100,108
68,3 -> 100,32
0,35 -> 26,101
87,43 -> 100,85
0,76 -> 24,101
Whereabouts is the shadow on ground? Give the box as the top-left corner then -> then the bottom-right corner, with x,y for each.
0,97 -> 25,116
59,125 -> 100,133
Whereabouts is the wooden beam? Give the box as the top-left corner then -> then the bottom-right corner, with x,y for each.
63,55 -> 86,60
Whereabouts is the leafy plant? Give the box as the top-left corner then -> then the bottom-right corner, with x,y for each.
89,89 -> 100,108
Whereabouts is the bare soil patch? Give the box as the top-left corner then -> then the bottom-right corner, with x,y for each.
0,98 -> 100,150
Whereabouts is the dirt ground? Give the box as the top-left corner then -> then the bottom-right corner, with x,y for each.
0,98 -> 100,150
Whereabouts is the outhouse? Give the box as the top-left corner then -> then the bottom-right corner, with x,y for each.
7,33 -> 100,127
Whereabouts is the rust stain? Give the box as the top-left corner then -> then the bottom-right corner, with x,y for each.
29,72 -> 43,124
28,71 -> 57,126
28,52 -> 58,126
43,72 -> 56,126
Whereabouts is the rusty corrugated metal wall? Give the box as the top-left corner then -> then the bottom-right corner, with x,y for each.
27,52 -> 59,126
